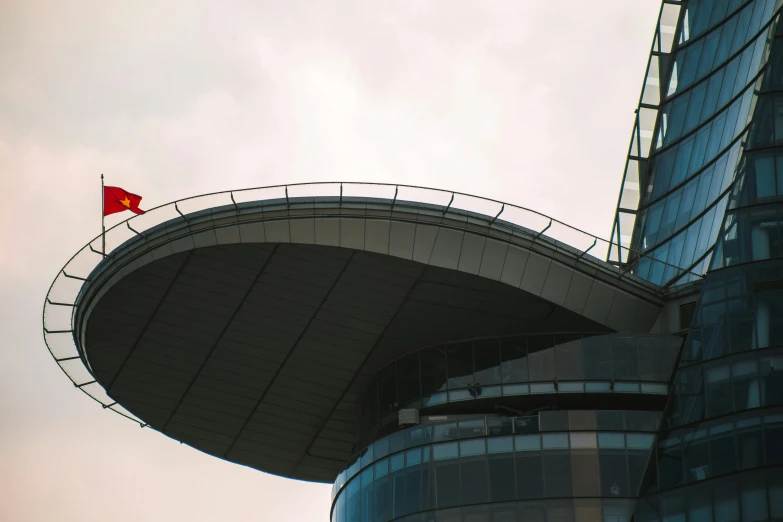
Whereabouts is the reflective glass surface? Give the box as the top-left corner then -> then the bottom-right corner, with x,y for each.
357,334 -> 681,441
332,421 -> 655,522
636,465 -> 783,522
610,0 -> 782,286
334,411 -> 662,503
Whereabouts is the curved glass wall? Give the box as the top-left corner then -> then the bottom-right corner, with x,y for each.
635,466 -> 783,522
633,7 -> 783,517
635,260 -> 783,518
335,410 -> 662,501
610,0 -> 783,287
659,262 -> 783,430
331,413 -> 658,522
357,334 -> 681,443
355,499 -> 638,522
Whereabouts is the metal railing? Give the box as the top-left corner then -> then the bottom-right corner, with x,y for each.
42,181 -> 703,427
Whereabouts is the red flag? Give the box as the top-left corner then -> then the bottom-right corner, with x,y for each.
104,186 -> 145,216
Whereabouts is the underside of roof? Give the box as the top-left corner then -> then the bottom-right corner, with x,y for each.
73,197 -> 665,482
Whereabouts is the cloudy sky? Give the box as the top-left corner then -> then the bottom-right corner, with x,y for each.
0,1 -> 659,520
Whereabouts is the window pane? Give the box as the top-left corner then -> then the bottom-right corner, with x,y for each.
474,339 -> 501,386
741,481 -> 768,522
543,452 -> 573,498
764,413 -> 783,466
516,453 -> 544,499
378,365 -> 397,416
583,338 -> 613,379
435,462 -> 460,508
421,347 -> 448,396
714,482 -> 739,522
556,340 -> 584,380
599,450 -> 629,497
433,422 -> 458,442
404,465 -> 421,516
459,419 -> 485,439
528,344 -> 555,381
433,442 -> 458,460
736,418 -> 763,469
489,454 -> 516,502
709,425 -> 736,476
346,479 -> 360,522
628,450 -> 650,496
571,450 -> 600,497
500,337 -> 528,383
398,353 -> 421,406
447,343 -> 473,389
461,457 -> 489,505
612,336 -> 639,380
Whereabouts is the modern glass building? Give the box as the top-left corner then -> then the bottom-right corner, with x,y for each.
41,1 -> 783,522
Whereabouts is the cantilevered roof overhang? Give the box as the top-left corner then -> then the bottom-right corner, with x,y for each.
45,186 -> 669,483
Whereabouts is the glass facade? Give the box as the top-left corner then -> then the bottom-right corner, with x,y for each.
357,334 -> 680,446
629,2 -> 783,521
332,412 -> 658,522
610,0 -> 783,287
331,3 -> 783,522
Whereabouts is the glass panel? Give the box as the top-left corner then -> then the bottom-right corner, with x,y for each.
598,433 -> 625,449
404,462 -> 422,516
528,339 -> 555,381
583,337 -> 613,379
569,410 -> 596,431
447,343 -> 473,390
683,431 -> 709,482
516,450 -> 544,499
556,339 -> 584,380
346,478 -> 360,522
489,453 -> 516,502
571,450 -> 600,497
460,456 -> 489,505
600,449 -> 629,497
714,481 -> 739,522
488,436 -> 513,454
542,433 -> 569,450
435,460 -> 460,508
398,353 -> 421,406
709,424 -> 736,476
421,347 -> 448,396
540,411 -> 569,432
360,467 -> 373,522
597,411 -> 625,431
460,439 -> 486,457
433,423 -> 458,442
741,480 -> 768,522
544,450 -> 574,498
487,418 -> 513,437
474,339 -> 501,386
378,365 -> 397,416
433,442 -> 459,461
569,432 -> 597,449
737,417 -> 763,469
687,489 -> 713,522
459,419 -> 485,439
515,435 -> 541,452
764,413 -> 783,466
500,337 -> 528,384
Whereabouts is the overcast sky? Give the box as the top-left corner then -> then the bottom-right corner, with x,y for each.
0,1 -> 659,520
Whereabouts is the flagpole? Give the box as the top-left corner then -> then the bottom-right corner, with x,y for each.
101,174 -> 106,257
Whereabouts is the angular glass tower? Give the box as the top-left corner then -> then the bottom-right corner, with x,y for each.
610,1 -> 783,521
41,2 -> 783,522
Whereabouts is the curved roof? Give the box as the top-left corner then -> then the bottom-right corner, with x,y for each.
46,186 -> 668,483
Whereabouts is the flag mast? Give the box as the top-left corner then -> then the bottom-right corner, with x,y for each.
101,174 -> 106,257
